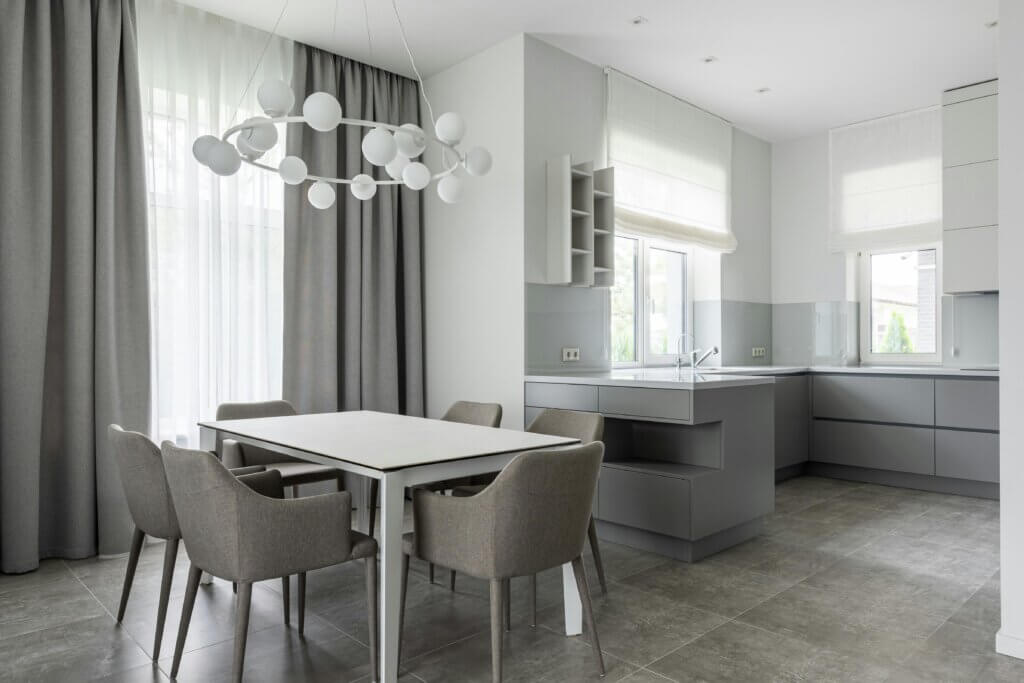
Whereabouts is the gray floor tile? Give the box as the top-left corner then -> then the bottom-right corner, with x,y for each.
0,559 -> 72,596
0,575 -> 106,640
705,536 -> 845,583
974,652 -> 1024,682
885,621 -> 991,682
616,669 -> 675,682
948,573 -> 1000,636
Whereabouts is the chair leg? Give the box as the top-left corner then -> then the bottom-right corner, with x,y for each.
529,574 -> 537,628
449,569 -> 456,592
366,557 -> 378,681
297,572 -> 306,635
489,579 -> 504,683
398,553 -> 409,667
232,582 -> 237,594
281,575 -> 290,625
233,582 -> 253,683
116,527 -> 145,623
368,479 -> 378,538
153,537 -> 179,660
171,564 -> 202,679
428,562 -> 434,584
587,517 -> 608,595
571,556 -> 605,677
503,579 -> 511,632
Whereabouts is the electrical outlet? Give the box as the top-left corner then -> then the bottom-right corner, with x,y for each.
751,347 -> 767,358
561,347 -> 581,362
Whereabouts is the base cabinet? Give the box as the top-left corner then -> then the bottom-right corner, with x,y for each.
813,420 -> 935,475
936,429 -> 999,483
598,467 -> 691,539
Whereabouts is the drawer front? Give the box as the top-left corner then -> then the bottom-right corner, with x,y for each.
598,386 -> 691,421
943,226 -> 999,294
812,420 -> 935,475
935,379 -> 999,431
524,382 -> 598,411
812,375 -> 934,426
943,94 -> 998,167
597,466 -> 690,538
943,161 -> 998,230
775,375 -> 810,469
936,429 -> 999,483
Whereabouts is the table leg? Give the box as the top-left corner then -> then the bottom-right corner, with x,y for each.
379,473 -> 405,682
562,563 -> 582,636
198,426 -> 216,586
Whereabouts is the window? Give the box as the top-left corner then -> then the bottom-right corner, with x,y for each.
611,234 -> 691,366
860,247 -> 941,364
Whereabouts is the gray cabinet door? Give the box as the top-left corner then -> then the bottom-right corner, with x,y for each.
935,379 -> 999,431
775,375 -> 809,469
524,382 -> 599,411
598,386 -> 692,422
812,420 -> 935,475
935,429 -> 999,483
812,375 -> 935,426
597,466 -> 691,538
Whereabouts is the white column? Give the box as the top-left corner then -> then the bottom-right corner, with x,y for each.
378,473 -> 406,682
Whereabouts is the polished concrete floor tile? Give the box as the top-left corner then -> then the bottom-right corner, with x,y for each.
0,575 -> 107,640
974,652 -> 1024,682
0,614 -> 150,682
91,663 -> 170,682
706,536 -> 845,584
615,669 -> 675,683
0,559 -> 72,596
884,621 -> 991,682
948,572 -> 1000,636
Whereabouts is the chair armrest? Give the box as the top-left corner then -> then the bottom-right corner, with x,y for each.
221,439 -> 246,468
412,488 -> 495,578
229,465 -> 267,477
236,489 -> 356,580
236,469 -> 284,499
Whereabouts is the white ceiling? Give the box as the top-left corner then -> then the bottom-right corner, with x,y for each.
176,0 -> 999,141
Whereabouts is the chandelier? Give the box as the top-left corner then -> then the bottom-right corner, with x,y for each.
191,0 -> 491,209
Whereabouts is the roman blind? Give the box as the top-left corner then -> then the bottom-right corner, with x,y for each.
606,69 -> 735,252
829,107 -> 942,252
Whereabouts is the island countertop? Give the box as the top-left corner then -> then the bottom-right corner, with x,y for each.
525,368 -> 775,390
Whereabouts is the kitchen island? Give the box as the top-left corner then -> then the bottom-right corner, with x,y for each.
524,369 -> 776,562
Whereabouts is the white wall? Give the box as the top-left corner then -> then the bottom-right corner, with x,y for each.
423,35 -> 525,428
997,0 -> 1024,660
724,129 -> 772,303
770,133 -> 848,305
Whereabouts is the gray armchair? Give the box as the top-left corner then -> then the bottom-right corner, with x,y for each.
401,442 -> 606,682
161,443 -> 378,682
107,425 -> 265,661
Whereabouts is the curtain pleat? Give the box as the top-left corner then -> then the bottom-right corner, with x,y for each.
0,0 -> 151,572
284,45 -> 424,417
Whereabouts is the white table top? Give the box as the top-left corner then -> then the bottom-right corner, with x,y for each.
199,410 -> 578,471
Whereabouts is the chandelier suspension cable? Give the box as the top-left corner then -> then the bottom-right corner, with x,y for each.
361,0 -> 373,64
390,0 -> 437,131
229,0 -> 292,128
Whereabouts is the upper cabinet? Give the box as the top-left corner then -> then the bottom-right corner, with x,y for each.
538,155 -> 615,287
943,80 -> 998,294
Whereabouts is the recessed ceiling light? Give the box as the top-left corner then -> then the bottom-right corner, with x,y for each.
703,56 -> 718,64
631,16 -> 648,25
986,20 -> 999,28
756,87 -> 772,94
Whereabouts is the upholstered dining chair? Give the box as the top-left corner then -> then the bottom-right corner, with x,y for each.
449,408 -> 608,612
107,425 -> 265,660
161,442 -> 378,683
400,442 -> 606,682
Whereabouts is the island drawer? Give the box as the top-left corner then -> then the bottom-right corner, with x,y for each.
524,382 -> 598,411
936,429 -> 999,483
598,466 -> 691,538
812,375 -> 934,426
598,386 -> 692,422
935,379 -> 999,431
812,420 -> 934,475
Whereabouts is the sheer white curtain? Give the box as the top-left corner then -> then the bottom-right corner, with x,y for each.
137,0 -> 293,445
829,107 -> 942,252
607,68 -> 735,252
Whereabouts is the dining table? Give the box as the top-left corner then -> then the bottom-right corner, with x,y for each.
198,410 -> 581,683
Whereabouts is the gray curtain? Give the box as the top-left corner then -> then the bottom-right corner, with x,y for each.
0,0 -> 151,573
284,45 -> 424,417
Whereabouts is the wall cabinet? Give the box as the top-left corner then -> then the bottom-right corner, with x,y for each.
943,80 -> 999,294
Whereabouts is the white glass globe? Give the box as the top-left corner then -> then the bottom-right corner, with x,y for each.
235,135 -> 263,160
402,162 -> 431,190
350,174 -> 377,201
240,117 -> 278,152
385,154 -> 410,181
206,140 -> 242,176
361,127 -> 398,166
278,156 -> 308,185
464,146 -> 492,176
435,112 -> 465,144
192,135 -> 219,164
437,175 -> 463,204
303,92 -> 343,132
307,181 -> 336,209
257,79 -> 295,117
394,123 -> 426,158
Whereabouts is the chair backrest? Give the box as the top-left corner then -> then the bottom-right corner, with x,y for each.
526,408 -> 604,443
489,442 -> 603,577
160,441 -> 249,579
215,400 -> 298,466
442,400 -> 503,428
108,425 -> 180,540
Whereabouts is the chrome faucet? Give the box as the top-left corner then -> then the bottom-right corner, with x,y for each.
694,346 -> 720,368
676,333 -> 697,370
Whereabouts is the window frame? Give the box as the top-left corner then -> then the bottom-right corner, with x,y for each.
858,243 -> 943,366
612,232 -> 694,368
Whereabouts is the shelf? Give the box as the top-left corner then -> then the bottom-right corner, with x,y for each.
602,459 -> 718,480
571,248 -> 592,255
594,228 -> 611,235
594,266 -> 611,272
594,190 -> 613,199
571,209 -> 591,217
571,168 -> 592,179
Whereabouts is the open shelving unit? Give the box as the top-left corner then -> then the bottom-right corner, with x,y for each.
545,155 -> 615,287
